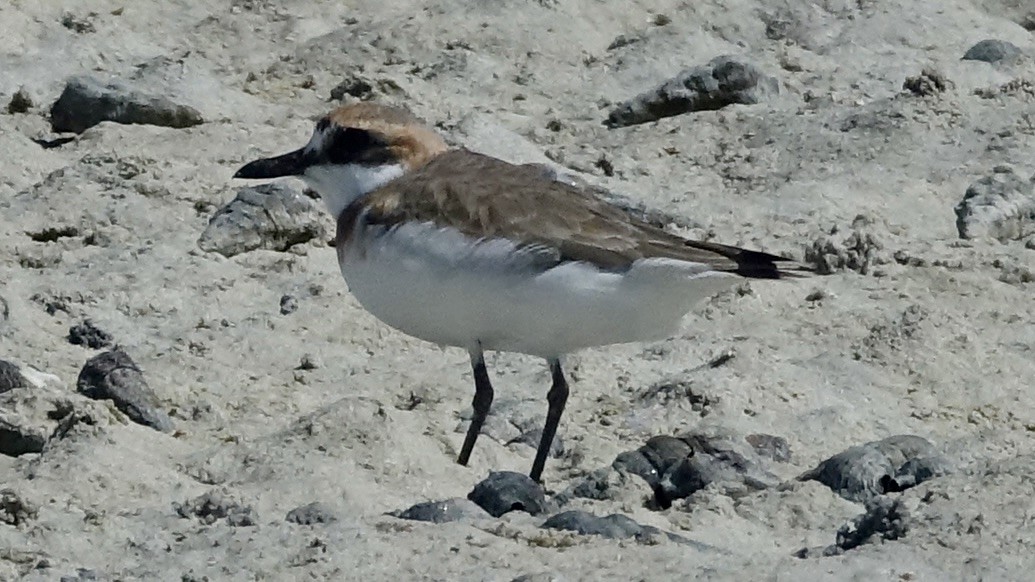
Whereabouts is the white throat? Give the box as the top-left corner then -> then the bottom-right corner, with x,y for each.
302,163 -> 405,218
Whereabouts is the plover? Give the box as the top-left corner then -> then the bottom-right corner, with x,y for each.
235,103 -> 807,482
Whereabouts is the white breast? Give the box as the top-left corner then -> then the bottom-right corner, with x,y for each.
335,220 -> 740,358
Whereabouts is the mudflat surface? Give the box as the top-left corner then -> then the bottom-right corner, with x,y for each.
1,1 -> 1034,580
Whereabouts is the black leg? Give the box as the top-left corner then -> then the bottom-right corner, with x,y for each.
530,358 -> 568,483
457,347 -> 493,467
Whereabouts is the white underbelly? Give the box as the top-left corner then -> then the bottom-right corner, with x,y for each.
339,222 -> 739,357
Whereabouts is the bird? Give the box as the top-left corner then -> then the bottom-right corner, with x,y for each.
234,102 -> 807,483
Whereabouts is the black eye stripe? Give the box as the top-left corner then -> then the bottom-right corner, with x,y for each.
323,127 -> 395,165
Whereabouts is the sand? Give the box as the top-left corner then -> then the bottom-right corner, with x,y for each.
1,0 -> 1034,580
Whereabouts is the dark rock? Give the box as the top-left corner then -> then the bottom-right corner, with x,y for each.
613,435 -> 693,490
393,497 -> 490,523
799,435 -> 949,502
330,75 -> 374,101
7,87 -> 34,114
804,215 -> 886,275
955,166 -> 1035,242
831,496 -> 909,553
903,68 -> 953,96
296,353 -> 321,371
612,433 -> 779,507
197,182 -> 327,257
50,74 -> 203,134
279,294 -> 298,315
76,349 -> 174,432
467,471 -> 547,517
0,416 -> 47,456
0,360 -> 27,393
657,434 -> 778,503
175,490 -> 256,526
606,56 -> 779,127
962,39 -> 1022,63
285,501 -> 338,525
68,319 -> 114,349
60,11 -> 97,33
0,488 -> 39,525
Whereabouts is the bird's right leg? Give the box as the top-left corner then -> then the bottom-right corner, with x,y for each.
457,346 -> 494,466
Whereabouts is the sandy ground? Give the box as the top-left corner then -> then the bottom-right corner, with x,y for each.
1,0 -> 1034,580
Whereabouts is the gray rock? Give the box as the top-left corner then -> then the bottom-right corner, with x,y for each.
962,39 -> 1022,63
746,433 -> 792,462
606,55 -> 779,127
197,182 -> 328,257
76,349 -> 174,432
611,432 -> 778,507
0,488 -> 38,525
175,490 -> 256,527
50,74 -> 203,134
393,497 -> 490,523
467,471 -> 548,517
0,360 -> 27,393
542,510 -> 661,540
799,435 -> 949,502
68,319 -> 114,349
541,510 -> 705,547
955,166 -> 1035,242
561,466 -> 646,503
285,501 -> 338,525
657,434 -> 779,504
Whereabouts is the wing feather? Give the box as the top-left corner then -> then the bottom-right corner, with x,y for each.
349,150 -> 807,278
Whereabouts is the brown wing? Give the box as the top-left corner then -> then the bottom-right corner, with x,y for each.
355,150 -> 805,277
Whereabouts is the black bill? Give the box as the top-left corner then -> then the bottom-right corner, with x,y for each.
234,148 -> 310,179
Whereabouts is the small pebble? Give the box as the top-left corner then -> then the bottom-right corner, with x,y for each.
279,294 -> 298,315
